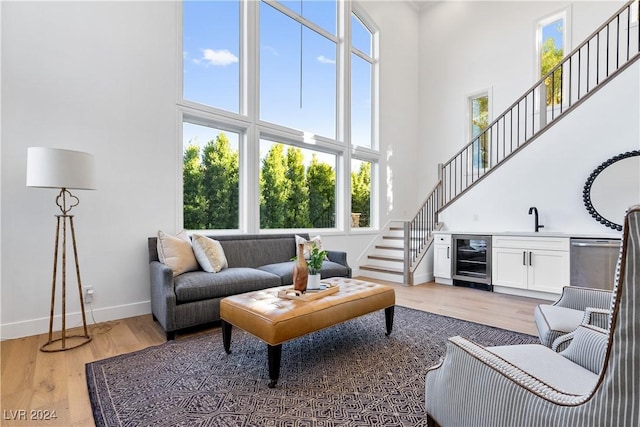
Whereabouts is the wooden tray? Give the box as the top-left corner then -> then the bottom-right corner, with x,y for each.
277,283 -> 339,301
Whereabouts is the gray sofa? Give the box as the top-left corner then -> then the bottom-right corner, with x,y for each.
148,233 -> 351,339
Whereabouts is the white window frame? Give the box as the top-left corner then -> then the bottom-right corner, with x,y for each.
465,88 -> 492,176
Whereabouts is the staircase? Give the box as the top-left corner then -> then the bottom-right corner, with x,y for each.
358,0 -> 640,285
359,223 -> 406,282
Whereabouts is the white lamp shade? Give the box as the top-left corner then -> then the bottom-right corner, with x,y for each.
26,147 -> 96,190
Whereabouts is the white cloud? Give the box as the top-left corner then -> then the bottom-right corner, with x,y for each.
317,55 -> 335,65
262,45 -> 279,56
201,49 -> 239,66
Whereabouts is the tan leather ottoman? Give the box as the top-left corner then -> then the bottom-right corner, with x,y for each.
220,278 -> 396,387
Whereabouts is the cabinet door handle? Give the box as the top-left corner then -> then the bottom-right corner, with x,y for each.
523,251 -> 526,265
529,251 -> 533,266
447,247 -> 450,259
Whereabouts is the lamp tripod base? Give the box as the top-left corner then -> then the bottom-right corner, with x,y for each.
41,334 -> 91,353
40,196 -> 92,353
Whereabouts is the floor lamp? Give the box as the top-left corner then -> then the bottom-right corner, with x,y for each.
26,147 -> 96,352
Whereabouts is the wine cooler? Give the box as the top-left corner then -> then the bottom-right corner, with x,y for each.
452,234 -> 492,291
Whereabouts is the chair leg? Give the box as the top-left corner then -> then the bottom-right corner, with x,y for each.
166,331 -> 175,341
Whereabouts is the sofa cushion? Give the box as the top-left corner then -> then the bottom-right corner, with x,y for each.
174,268 -> 281,303
258,261 -> 351,286
218,238 -> 296,268
192,234 -> 228,273
156,230 -> 199,277
258,262 -> 295,285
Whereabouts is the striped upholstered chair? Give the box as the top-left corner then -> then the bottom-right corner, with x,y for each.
534,285 -> 612,349
425,204 -> 640,427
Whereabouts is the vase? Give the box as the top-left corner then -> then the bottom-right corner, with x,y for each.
293,243 -> 309,293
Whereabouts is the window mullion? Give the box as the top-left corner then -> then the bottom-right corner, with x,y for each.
246,0 -> 260,233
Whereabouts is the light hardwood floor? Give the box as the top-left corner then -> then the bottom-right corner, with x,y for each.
0,280 -> 545,427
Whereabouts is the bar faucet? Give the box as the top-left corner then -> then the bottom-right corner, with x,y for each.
528,207 -> 545,232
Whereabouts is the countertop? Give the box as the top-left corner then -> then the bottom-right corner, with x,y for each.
433,230 -> 622,240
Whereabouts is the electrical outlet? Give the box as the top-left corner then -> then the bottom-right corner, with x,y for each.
83,286 -> 94,304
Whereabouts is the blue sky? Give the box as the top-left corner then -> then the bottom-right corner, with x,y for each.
182,0 -> 372,154
542,17 -> 563,50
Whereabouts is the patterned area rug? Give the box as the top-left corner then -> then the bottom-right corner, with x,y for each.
86,307 -> 538,426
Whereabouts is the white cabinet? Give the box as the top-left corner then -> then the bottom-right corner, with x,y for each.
433,233 -> 452,282
492,235 -> 569,294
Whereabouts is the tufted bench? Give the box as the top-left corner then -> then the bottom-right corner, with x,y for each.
220,278 -> 396,387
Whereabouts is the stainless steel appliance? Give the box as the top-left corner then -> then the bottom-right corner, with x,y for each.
452,234 -> 492,291
570,238 -> 621,290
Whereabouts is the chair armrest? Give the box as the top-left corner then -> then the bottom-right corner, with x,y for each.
551,309 -> 610,352
554,286 -> 612,311
582,307 -> 610,330
551,331 -> 576,352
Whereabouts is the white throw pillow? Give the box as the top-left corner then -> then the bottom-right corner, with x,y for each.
156,230 -> 199,277
192,234 -> 228,273
295,234 -> 326,260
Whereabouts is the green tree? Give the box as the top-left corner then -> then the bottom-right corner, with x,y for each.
351,161 -> 371,227
541,37 -> 564,105
307,155 -> 335,228
285,147 -> 311,227
202,133 -> 239,229
260,144 -> 289,228
183,144 -> 209,229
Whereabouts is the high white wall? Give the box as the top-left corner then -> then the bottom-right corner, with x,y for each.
417,0 -> 627,190
417,0 -> 638,235
439,60 -> 639,234
0,1 -> 420,339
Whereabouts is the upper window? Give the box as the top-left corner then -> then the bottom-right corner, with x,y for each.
537,10 -> 568,106
260,1 -> 337,139
469,93 -> 489,172
350,12 -> 374,149
183,1 -> 240,113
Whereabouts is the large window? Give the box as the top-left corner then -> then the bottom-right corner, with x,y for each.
181,0 -> 379,232
260,140 -> 336,229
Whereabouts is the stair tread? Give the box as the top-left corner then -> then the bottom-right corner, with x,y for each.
375,245 -> 404,251
360,264 -> 404,275
368,254 -> 404,262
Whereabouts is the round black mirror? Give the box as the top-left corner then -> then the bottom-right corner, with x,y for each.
583,150 -> 640,231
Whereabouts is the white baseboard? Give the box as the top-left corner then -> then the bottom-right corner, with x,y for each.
0,300 -> 151,341
412,272 -> 434,285
493,286 -> 558,301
